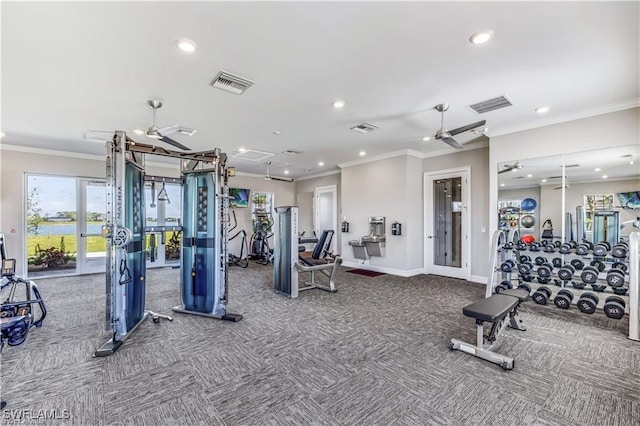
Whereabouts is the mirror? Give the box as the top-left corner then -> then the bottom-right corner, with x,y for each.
296,192 -> 315,247
498,144 -> 640,243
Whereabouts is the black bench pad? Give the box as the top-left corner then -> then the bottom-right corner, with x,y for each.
463,295 -> 519,323
500,288 -> 529,302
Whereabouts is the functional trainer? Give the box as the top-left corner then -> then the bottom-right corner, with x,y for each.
273,206 -> 342,298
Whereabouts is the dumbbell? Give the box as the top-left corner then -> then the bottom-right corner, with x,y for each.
494,280 -> 514,294
543,244 -> 556,254
577,292 -> 599,314
517,283 -> 532,293
557,264 -> 576,281
532,286 -> 552,305
570,259 -> 585,271
518,261 -> 534,275
606,267 -> 626,288
558,243 -> 573,254
592,241 -> 611,257
603,296 -> 626,319
575,240 -> 594,256
580,265 -> 602,284
537,277 -> 551,284
612,261 -> 628,272
611,242 -> 629,259
590,260 -> 606,272
502,242 -> 514,250
591,283 -> 607,292
537,262 -> 554,278
519,255 -> 531,263
553,289 -> 574,309
500,259 -> 517,272
552,257 -> 563,268
613,287 -> 628,296
529,242 -> 542,252
516,241 -> 528,251
534,256 -> 547,266
571,281 -> 586,290
521,274 -> 535,282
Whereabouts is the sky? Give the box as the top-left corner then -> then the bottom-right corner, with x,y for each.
28,175 -> 181,218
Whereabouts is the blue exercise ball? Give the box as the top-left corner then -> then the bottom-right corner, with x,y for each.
521,198 -> 537,211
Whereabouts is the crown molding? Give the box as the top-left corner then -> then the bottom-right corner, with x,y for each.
295,169 -> 341,181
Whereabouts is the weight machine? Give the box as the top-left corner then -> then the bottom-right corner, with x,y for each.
95,131 -> 241,357
228,210 -> 249,268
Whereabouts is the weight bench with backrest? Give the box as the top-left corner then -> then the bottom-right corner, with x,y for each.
295,230 -> 341,293
449,288 -> 528,370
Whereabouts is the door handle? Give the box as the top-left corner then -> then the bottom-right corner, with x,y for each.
426,235 -> 434,239
80,233 -> 102,237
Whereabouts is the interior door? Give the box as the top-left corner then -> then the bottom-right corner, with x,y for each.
314,185 -> 337,252
78,179 -> 106,274
424,169 -> 470,279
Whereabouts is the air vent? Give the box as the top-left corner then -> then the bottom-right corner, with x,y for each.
547,175 -> 568,179
231,149 -> 274,162
350,123 -> 379,134
282,149 -> 303,155
210,71 -> 254,95
467,96 -> 513,114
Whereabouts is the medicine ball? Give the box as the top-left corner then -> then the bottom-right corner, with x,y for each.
520,215 -> 535,229
521,198 -> 537,211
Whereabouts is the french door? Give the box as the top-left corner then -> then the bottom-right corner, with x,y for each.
424,168 -> 471,280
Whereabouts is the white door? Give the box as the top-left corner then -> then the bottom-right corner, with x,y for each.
424,168 -> 470,279
314,185 -> 337,252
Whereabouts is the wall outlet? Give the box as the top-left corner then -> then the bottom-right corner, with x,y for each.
481,226 -> 486,233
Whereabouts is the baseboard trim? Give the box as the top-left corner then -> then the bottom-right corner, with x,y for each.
470,275 -> 488,284
341,262 -> 424,277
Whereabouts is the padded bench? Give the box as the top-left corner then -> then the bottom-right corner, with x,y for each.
450,289 -> 528,370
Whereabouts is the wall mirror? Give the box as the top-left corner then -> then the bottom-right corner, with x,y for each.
498,144 -> 640,244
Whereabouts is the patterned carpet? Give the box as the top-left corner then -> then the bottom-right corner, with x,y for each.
1,265 -> 638,425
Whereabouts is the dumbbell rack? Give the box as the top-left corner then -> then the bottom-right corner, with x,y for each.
488,230 -> 640,341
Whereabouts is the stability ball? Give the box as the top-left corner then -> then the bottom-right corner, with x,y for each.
521,198 -> 537,211
520,214 -> 536,229
521,234 -> 536,244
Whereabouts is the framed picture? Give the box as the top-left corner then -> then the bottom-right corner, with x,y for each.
229,188 -> 250,208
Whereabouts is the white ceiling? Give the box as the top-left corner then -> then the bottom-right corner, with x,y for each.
2,2 -> 639,178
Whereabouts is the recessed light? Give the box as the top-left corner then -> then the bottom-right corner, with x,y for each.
602,175 -> 608,179
0,132 -> 5,138
284,170 -> 290,175
541,179 -> 547,183
422,136 -> 431,141
273,130 -> 282,135
527,174 -> 532,178
359,151 -> 366,156
318,162 -> 325,166
630,160 -> 634,165
238,147 -> 247,153
500,183 -> 505,187
535,106 -> 550,114
176,38 -> 197,53
133,129 -> 144,135
594,167 -> 601,172
469,30 -> 493,45
332,100 -> 345,109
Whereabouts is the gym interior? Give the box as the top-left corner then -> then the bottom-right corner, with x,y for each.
1,2 -> 639,425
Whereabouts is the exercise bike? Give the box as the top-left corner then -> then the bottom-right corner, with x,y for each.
249,212 -> 274,265
228,210 -> 249,268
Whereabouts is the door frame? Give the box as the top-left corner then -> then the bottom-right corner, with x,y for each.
314,185 -> 338,251
423,167 -> 471,280
77,178 -> 107,274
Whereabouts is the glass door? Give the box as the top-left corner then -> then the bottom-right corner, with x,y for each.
424,169 -> 470,280
78,179 -> 106,274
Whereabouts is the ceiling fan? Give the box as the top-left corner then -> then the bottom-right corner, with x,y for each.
434,103 -> 486,149
263,161 -> 294,182
144,100 -> 195,151
498,161 -> 524,174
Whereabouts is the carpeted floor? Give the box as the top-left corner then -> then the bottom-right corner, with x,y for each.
1,265 -> 638,425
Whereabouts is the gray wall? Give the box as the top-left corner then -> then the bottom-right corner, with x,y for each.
340,155 -> 423,274
423,147 -> 490,279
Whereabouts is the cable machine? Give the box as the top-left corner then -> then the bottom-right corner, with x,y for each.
95,131 -> 241,357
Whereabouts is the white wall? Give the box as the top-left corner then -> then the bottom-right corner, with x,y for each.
423,147 -> 490,279
490,108 -> 640,233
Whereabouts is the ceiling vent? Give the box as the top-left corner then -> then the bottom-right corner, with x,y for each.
350,123 -> 379,134
282,149 -> 303,155
210,71 -> 254,95
467,96 -> 513,114
231,149 -> 274,162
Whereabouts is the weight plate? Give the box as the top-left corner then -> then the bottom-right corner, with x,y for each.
557,289 -> 574,301
605,295 -> 626,306
606,269 -> 625,288
554,294 -> 572,309
575,245 -> 589,256
612,262 -> 628,272
532,291 -> 549,305
519,255 -> 531,263
521,274 -> 534,282
590,260 -> 606,272
612,246 -> 628,258
538,286 -> 552,298
570,259 -> 585,270
544,245 -> 556,253
495,285 -> 506,294
581,292 -> 599,305
557,266 -> 575,281
535,256 -> 547,266
577,297 -> 597,314
518,262 -> 533,275
537,264 -> 552,278
517,283 -> 532,293
552,257 -> 563,268
500,280 -> 514,290
558,244 -> 572,254
592,244 -> 608,257
603,301 -> 625,320
580,267 -> 599,284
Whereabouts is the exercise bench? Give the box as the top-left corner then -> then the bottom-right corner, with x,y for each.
449,288 -> 528,370
295,230 -> 341,294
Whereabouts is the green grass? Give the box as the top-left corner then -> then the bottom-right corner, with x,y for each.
27,231 -> 180,255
